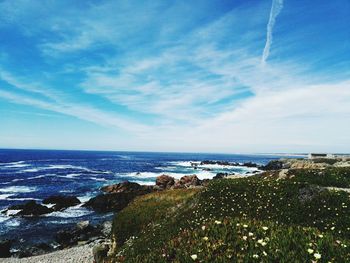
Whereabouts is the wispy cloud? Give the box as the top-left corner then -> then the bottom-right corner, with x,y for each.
262,0 -> 284,64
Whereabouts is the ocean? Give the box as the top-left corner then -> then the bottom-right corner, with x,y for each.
0,149 -> 297,247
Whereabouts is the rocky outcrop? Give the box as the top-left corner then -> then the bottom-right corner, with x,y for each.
200,160 -> 238,166
101,181 -> 153,194
0,240 -> 12,258
7,200 -> 53,216
262,160 -> 285,170
55,221 -> 101,248
156,175 -> 175,189
213,173 -> 230,179
173,175 -> 201,189
42,195 -> 81,211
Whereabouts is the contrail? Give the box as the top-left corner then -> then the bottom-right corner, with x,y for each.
262,0 -> 284,64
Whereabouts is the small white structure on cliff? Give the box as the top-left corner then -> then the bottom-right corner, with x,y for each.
308,153 -> 335,159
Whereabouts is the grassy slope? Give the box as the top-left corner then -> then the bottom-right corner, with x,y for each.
110,168 -> 350,262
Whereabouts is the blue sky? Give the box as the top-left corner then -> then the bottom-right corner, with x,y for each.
0,0 -> 349,153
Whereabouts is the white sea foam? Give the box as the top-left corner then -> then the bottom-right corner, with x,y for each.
5,218 -> 21,227
0,193 -> 14,200
4,209 -> 21,216
46,206 -> 92,218
0,186 -> 37,193
123,170 -> 217,180
130,180 -> 155,186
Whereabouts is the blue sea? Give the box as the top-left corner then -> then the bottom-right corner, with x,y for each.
0,149 -> 299,247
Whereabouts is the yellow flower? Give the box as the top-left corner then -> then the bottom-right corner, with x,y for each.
191,254 -> 198,260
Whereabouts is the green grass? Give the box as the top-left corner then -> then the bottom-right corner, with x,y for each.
289,167 -> 350,188
110,168 -> 350,262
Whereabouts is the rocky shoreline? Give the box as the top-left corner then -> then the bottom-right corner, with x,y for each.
3,156 -> 349,261
0,159 -> 263,260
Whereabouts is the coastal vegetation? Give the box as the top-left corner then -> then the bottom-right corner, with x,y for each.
108,166 -> 350,262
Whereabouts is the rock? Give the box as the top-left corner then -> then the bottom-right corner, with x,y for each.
84,192 -> 144,213
17,243 -> 53,258
93,243 -> 110,263
101,181 -> 153,194
77,220 -> 90,230
7,200 -> 53,216
0,239 -> 12,258
173,175 -> 201,189
56,223 -> 101,247
243,162 -> 259,168
156,175 -> 175,189
101,221 -> 112,237
213,173 -> 229,179
262,160 -> 284,170
42,195 -> 81,211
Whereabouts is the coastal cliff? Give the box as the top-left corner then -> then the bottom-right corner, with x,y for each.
99,157 -> 350,262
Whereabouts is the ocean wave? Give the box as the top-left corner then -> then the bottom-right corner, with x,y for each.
0,193 -> 14,200
19,165 -> 112,174
0,186 -> 37,193
46,206 -> 93,218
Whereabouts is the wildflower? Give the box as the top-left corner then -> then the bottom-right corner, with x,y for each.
331,226 -> 335,230
263,251 -> 267,256
191,254 -> 198,260
314,253 -> 321,259
242,236 -> 247,241
243,224 -> 248,228
203,237 -> 209,241
215,220 -> 222,225
307,248 -> 314,254
248,232 -> 254,236
318,234 -> 323,238
202,226 -> 206,230
252,254 -> 259,258
262,226 -> 268,231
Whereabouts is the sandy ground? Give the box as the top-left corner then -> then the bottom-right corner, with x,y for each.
0,244 -> 94,263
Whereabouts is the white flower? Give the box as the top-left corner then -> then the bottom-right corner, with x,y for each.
252,254 -> 259,258
202,226 -> 206,230
203,236 -> 209,241
314,253 -> 321,259
191,254 -> 198,260
242,236 -> 247,241
318,234 -> 323,238
215,220 -> 222,225
263,251 -> 267,256
243,224 -> 248,228
307,248 -> 314,254
262,226 -> 268,231
248,232 -> 254,236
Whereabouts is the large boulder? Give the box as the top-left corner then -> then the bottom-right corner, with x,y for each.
262,160 -> 284,170
56,222 -> 101,247
156,175 -> 175,189
213,173 -> 229,180
84,192 -> 142,213
42,195 -> 81,211
7,200 -> 53,216
101,181 -> 152,194
0,240 -> 12,258
173,175 -> 201,189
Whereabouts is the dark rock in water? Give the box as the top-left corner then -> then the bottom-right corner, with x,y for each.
243,162 -> 259,168
0,239 -> 12,258
8,200 -> 53,216
262,160 -> 284,170
84,192 -> 146,213
156,175 -> 175,189
101,181 -> 153,194
202,168 -> 212,171
213,173 -> 229,179
173,175 -> 201,189
93,243 -> 110,263
42,195 -> 81,211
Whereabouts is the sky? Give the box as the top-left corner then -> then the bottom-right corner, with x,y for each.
0,0 -> 349,153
